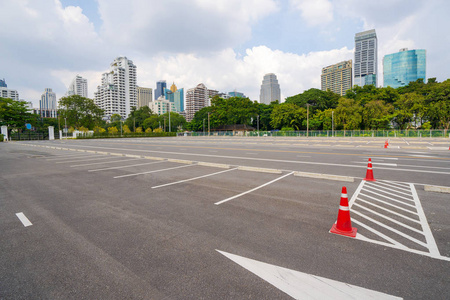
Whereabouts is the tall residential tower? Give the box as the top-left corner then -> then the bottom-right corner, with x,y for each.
94,57 -> 137,119
321,60 -> 352,96
259,73 -> 281,104
67,75 -> 88,97
383,48 -> 426,88
40,88 -> 57,118
185,83 -> 217,122
354,29 -> 377,87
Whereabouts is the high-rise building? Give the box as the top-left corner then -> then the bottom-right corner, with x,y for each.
94,57 -> 137,119
164,82 -> 184,113
137,86 -> 153,108
228,91 -> 246,98
259,73 -> 281,104
185,83 -> 217,122
40,88 -> 57,118
67,75 -> 88,97
354,29 -> 378,87
150,96 -> 176,115
155,80 -> 167,100
321,60 -> 353,96
383,48 -> 426,88
0,79 -> 19,100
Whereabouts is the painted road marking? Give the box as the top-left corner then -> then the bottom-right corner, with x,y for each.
217,250 -> 402,299
113,164 -> 194,179
347,180 -> 449,261
88,160 -> 167,172
16,212 -> 32,227
215,172 -> 294,205
152,168 -> 238,189
70,158 -> 142,167
352,161 -> 398,167
45,154 -> 98,161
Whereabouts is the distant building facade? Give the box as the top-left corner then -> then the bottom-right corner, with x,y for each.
383,48 -> 426,88
40,88 -> 57,118
155,80 -> 167,100
228,91 -> 246,98
164,82 -> 184,112
259,73 -> 281,104
94,57 -> 137,119
137,86 -> 153,108
67,75 -> 88,97
150,96 -> 176,115
185,83 -> 217,122
354,29 -> 378,87
0,79 -> 19,100
321,60 -> 353,96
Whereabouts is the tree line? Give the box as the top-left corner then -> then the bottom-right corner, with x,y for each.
1,78 -> 449,134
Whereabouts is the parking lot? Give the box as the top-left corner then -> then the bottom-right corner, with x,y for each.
1,137 -> 449,299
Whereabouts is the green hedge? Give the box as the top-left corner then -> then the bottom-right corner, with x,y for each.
0,134 -> 4,142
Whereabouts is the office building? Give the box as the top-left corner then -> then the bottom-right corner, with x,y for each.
150,96 -> 176,115
383,48 -> 426,88
228,91 -> 246,98
354,29 -> 377,87
321,60 -> 353,96
137,86 -> 153,108
0,79 -> 19,100
164,82 -> 184,112
67,75 -> 88,97
259,73 -> 281,104
40,88 -> 57,118
185,83 -> 217,122
94,57 -> 137,119
0,78 -> 7,88
155,80 -> 167,100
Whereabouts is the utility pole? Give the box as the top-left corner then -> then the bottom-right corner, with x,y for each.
169,110 -> 171,133
203,119 -> 205,136
164,116 -> 166,132
64,117 -> 67,138
257,115 -> 259,136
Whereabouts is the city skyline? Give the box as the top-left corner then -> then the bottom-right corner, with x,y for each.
1,1 -> 449,108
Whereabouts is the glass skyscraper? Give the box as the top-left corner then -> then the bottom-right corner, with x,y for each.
383,48 -> 426,88
259,73 -> 281,104
354,29 -> 377,87
155,80 -> 167,100
164,82 -> 184,112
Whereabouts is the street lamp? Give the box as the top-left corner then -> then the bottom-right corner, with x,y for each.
257,115 -> 259,136
307,104 -> 309,138
203,118 -> 205,136
64,117 -> 67,138
332,110 -> 334,137
208,112 -> 210,136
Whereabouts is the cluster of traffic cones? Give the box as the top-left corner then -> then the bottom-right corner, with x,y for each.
384,140 -> 389,148
330,158 -> 376,238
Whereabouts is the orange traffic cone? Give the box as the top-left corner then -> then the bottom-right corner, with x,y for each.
364,158 -> 376,181
384,140 -> 388,148
330,187 -> 357,237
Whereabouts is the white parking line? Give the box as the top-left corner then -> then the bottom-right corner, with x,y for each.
71,158 -> 142,167
114,164 -> 194,178
152,168 -> 238,189
215,172 -> 294,205
88,160 -> 166,172
16,212 -> 32,227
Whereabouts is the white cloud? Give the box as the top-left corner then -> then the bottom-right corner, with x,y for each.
290,0 -> 334,26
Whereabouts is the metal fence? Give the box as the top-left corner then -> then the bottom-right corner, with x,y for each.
179,130 -> 449,138
9,130 -> 60,140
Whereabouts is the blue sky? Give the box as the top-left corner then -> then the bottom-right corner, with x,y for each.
1,0 -> 449,108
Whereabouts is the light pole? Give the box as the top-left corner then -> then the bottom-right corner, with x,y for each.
164,116 -> 166,132
121,119 -> 123,136
203,118 -> 205,136
208,112 -> 210,136
332,110 -> 334,137
64,117 -> 67,138
307,104 -> 309,138
257,115 -> 259,136
169,110 -> 171,133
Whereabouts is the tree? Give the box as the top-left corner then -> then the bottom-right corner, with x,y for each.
362,100 -> 394,129
122,124 -> 131,134
335,98 -> 362,130
125,106 -> 153,131
270,103 -> 306,130
0,97 -> 34,131
143,115 -> 160,130
108,126 -> 118,134
58,95 -> 104,129
160,112 -> 186,132
285,88 -> 339,111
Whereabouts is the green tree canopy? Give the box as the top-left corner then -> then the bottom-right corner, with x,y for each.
0,97 -> 34,129
58,95 -> 104,129
270,103 -> 306,130
285,88 -> 339,111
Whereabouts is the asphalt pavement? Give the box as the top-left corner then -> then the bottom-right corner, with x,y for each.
1,136 -> 449,299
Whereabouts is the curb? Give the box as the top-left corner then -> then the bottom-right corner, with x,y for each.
198,162 -> 230,169
294,171 -> 354,182
237,166 -> 282,174
424,185 -> 450,194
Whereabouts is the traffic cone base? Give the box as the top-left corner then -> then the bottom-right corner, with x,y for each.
330,223 -> 357,237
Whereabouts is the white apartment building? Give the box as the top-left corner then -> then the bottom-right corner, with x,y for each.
94,57 -> 137,119
150,96 -> 176,115
67,75 -> 88,97
185,83 -> 218,122
0,87 -> 19,101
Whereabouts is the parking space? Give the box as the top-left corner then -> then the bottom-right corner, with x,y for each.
1,138 -> 449,299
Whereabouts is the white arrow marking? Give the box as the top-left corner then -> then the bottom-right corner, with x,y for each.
217,250 -> 402,300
